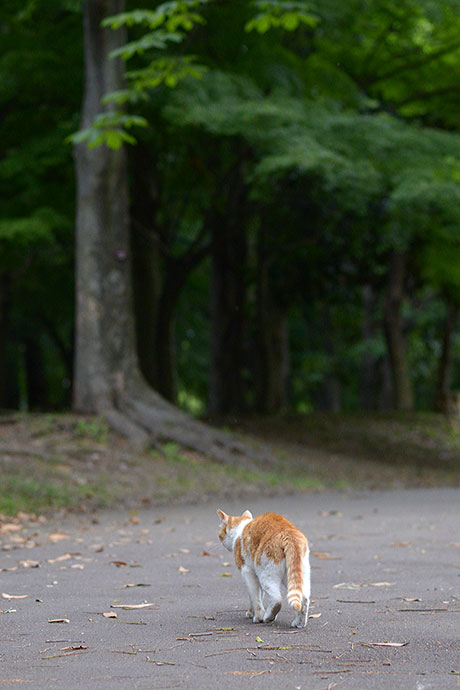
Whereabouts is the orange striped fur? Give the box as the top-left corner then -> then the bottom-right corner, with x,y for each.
217,509 -> 310,628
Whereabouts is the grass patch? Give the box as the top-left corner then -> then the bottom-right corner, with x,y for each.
0,411 -> 459,516
0,476 -> 80,515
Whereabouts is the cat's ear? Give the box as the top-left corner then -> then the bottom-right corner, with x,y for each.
242,509 -> 253,519
217,509 -> 228,525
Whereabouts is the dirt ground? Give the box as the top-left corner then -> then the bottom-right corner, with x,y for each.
0,411 -> 460,516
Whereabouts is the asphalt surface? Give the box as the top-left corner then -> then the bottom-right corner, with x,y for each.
1,488 -> 460,689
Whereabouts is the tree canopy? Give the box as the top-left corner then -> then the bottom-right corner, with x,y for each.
2,0 -> 460,421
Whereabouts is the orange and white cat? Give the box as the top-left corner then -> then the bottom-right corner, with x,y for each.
217,509 -> 310,628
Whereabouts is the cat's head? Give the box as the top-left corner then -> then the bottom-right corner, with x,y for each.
217,509 -> 253,550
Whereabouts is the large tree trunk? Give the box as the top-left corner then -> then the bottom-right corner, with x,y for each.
383,252 -> 414,410
73,0 -> 265,465
434,299 -> 458,414
74,0 -> 136,413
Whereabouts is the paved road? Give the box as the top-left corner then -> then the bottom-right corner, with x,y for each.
1,488 -> 460,689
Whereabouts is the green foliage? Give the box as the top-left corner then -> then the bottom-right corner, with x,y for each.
4,0 -> 460,416
70,112 -> 148,150
109,31 -> 183,60
102,2 -> 210,33
75,1 -> 213,148
246,1 -> 318,33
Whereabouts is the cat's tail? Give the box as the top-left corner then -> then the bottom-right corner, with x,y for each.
284,537 -> 306,611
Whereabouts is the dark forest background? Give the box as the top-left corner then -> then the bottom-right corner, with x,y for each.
3,0 -> 460,430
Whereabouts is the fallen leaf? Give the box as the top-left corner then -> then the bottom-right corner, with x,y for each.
333,583 -> 362,590
123,583 -> 151,588
71,564 -> 84,570
130,517 -> 140,525
179,548 -> 190,554
391,542 -> 411,547
60,645 -> 88,651
402,597 -> 422,603
309,613 -> 322,619
2,593 -> 28,600
110,602 -> 156,609
110,561 -> 127,567
47,553 -> 72,564
312,552 -> 341,561
49,533 -> 68,543
369,582 -> 395,587
103,612 -> 117,618
19,559 -> 40,568
0,523 -> 22,533
48,618 -> 70,624
256,636 -> 264,643
178,566 -> 190,574
362,641 -> 408,648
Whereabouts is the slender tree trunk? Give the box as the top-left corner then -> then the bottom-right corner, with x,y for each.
208,205 -> 247,416
377,355 -> 394,410
130,146 -> 161,390
434,300 -> 458,414
383,251 -> 414,410
131,222 -> 161,390
0,274 -> 10,408
72,1 -> 264,464
155,261 -> 186,403
360,284 -> 377,409
25,339 -> 47,409
313,310 -> 341,412
255,243 -> 289,414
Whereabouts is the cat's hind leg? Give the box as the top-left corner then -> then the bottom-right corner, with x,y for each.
291,550 -> 310,629
262,584 -> 282,623
259,567 -> 283,623
241,566 -> 264,623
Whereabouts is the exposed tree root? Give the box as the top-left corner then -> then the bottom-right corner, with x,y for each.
102,384 -> 273,466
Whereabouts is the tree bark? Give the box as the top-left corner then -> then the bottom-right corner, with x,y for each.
383,251 -> 414,410
255,240 -> 289,414
0,274 -> 10,408
434,299 -> 458,414
72,0 -> 267,465
208,200 -> 247,417
129,146 -> 161,391
25,339 -> 47,410
360,284 -> 377,409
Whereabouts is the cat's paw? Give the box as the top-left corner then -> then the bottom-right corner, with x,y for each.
252,608 -> 265,623
291,617 -> 307,629
263,602 -> 281,623
245,608 -> 254,619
